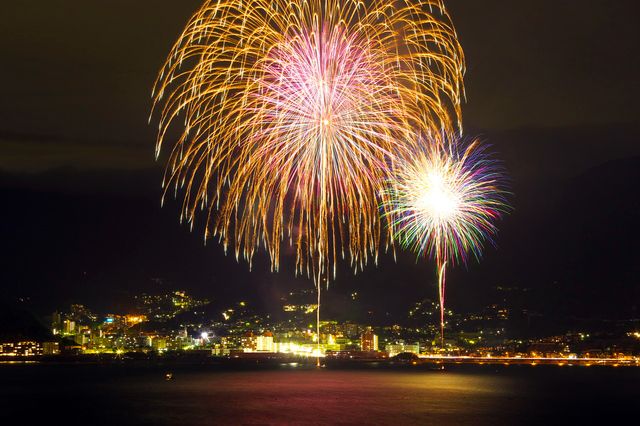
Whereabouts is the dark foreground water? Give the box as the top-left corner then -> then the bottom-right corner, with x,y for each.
1,363 -> 638,425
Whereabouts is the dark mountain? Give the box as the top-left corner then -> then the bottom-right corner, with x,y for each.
0,302 -> 51,341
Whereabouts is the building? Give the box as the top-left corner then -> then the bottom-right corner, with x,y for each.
51,312 -> 63,335
43,342 -> 60,355
344,323 -> 361,339
152,337 -> 167,352
242,332 -> 275,352
241,332 -> 257,352
256,332 -> 274,352
0,341 -> 42,356
385,342 -> 420,357
74,325 -> 91,346
62,319 -> 76,335
361,329 -> 379,351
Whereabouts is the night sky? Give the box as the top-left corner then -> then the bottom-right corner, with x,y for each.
1,1 -> 639,322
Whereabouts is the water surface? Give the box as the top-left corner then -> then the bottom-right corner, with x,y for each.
1,364 -> 637,425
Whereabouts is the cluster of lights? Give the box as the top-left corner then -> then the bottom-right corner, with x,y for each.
282,304 -> 318,314
0,342 -> 42,357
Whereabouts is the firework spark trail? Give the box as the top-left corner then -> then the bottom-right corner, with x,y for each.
386,136 -> 510,347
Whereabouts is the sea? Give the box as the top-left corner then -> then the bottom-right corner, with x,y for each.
1,363 -> 638,425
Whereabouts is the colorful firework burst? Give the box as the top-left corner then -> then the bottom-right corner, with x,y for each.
151,0 -> 465,285
386,136 -> 510,345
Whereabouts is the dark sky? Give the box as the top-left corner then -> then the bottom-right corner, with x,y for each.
1,1 -> 639,321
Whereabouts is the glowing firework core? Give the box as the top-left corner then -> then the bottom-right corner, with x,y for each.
414,170 -> 460,224
257,23 -> 401,174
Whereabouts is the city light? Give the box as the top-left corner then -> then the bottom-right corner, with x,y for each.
2,290 -> 636,368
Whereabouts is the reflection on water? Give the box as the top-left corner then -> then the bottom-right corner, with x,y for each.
1,365 -> 639,425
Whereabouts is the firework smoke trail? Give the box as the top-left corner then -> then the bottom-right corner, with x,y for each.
151,0 -> 465,361
386,136 -> 510,348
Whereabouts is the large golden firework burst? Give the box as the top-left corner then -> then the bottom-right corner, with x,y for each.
151,0 -> 465,285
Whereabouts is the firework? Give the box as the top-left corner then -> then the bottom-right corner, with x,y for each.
386,136 -> 510,346
151,0 -> 463,280
151,0 -> 465,362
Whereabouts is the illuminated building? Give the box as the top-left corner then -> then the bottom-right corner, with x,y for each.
0,341 -> 42,356
62,319 -> 76,335
256,332 -> 274,352
0,342 -> 15,355
43,342 -> 60,355
152,337 -> 167,352
361,329 -> 379,352
240,332 -> 275,352
272,341 -> 316,356
19,341 -> 41,356
167,334 -> 194,351
74,325 -> 91,346
241,332 -> 257,352
385,342 -> 420,357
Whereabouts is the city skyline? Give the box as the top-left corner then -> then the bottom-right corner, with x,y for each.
3,286 -> 639,367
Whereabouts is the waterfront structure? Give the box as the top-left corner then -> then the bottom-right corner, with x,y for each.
256,332 -> 274,352
361,329 -> 379,352
386,342 -> 420,357
0,341 -> 42,356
